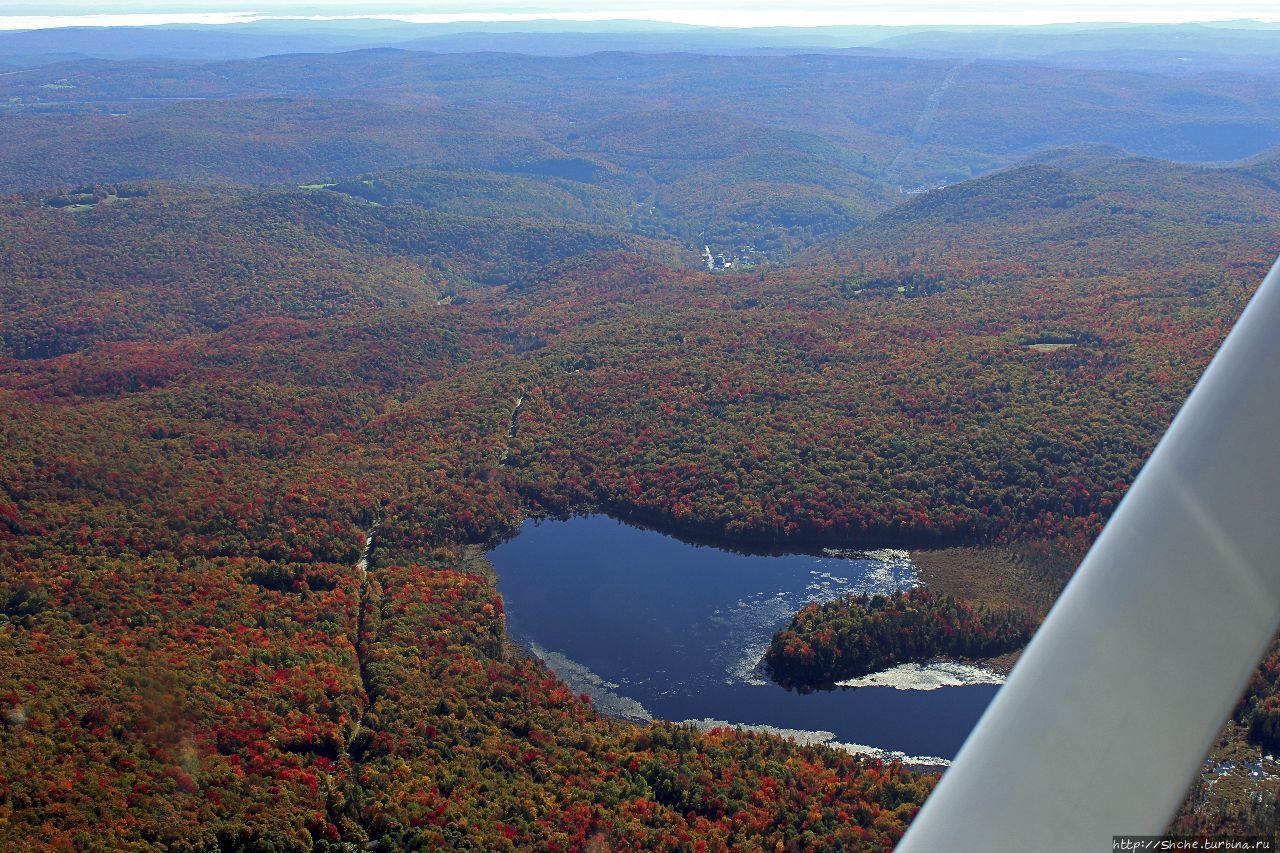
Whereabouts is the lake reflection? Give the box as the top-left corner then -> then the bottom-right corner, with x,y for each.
490,514 -> 1000,761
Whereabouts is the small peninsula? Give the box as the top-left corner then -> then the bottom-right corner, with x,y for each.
765,588 -> 1036,688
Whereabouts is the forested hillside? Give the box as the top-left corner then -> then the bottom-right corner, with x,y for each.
4,141 -> 1277,845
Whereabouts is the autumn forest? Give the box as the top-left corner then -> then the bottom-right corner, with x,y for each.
3,18 -> 1280,849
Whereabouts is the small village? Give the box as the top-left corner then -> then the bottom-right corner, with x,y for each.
702,243 -> 768,271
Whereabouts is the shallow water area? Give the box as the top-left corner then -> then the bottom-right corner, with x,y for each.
490,514 -> 1002,762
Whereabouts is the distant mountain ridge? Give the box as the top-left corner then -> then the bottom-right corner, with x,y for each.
2,19 -> 1279,66
4,47 -> 1280,235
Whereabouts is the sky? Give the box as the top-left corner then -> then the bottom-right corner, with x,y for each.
1,1 -> 1279,30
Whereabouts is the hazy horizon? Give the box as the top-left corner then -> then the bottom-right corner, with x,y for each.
3,2 -> 1280,31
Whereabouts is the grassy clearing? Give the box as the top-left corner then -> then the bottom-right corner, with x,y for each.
911,546 -> 1060,618
909,545 -> 1064,672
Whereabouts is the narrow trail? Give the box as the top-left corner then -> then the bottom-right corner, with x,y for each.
887,61 -> 969,186
346,520 -> 379,757
498,390 -> 526,466
356,527 -> 375,582
327,520 -> 380,838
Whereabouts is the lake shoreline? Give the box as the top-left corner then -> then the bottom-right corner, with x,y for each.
514,502 -> 1062,621
518,498 -> 985,556
487,515 -> 1005,761
478,517 -> 1051,689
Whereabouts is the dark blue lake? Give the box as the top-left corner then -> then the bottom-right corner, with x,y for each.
490,515 -> 1001,762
